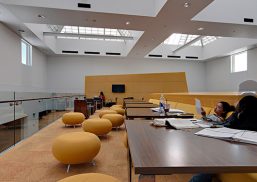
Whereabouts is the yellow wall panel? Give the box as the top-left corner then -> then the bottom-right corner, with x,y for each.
85,72 -> 188,104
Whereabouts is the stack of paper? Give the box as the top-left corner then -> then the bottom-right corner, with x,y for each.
195,128 -> 257,145
165,118 -> 200,129
152,119 -> 167,127
151,107 -> 184,113
169,109 -> 184,113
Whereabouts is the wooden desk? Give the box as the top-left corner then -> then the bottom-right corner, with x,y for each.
125,103 -> 158,108
126,120 -> 257,182
126,108 -> 168,119
124,101 -> 152,104
125,108 -> 190,119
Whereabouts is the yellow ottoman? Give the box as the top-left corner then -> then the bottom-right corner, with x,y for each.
99,110 -> 117,118
52,132 -> 101,165
62,112 -> 85,126
58,173 -> 120,182
102,114 -> 124,128
111,105 -> 123,108
110,107 -> 125,115
82,118 -> 112,136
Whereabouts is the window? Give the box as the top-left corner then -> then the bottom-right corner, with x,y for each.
21,40 -> 32,66
231,51 -> 247,73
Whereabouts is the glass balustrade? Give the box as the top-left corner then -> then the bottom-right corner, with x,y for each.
0,92 -> 83,154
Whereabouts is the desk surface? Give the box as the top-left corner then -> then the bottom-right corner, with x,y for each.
125,103 -> 158,108
126,108 -> 185,119
126,120 -> 257,175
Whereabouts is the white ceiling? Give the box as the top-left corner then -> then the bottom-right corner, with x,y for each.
0,0 -> 257,61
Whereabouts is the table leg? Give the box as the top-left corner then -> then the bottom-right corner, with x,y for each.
128,149 -> 132,182
138,175 -> 155,182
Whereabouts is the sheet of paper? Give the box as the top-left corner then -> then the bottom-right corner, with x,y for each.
168,109 -> 184,113
233,131 -> 257,145
195,98 -> 202,114
195,127 -> 242,139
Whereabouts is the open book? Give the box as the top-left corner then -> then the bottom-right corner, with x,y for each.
151,107 -> 184,113
195,127 -> 257,145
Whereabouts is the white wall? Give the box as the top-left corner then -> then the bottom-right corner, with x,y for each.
0,23 -> 47,92
47,55 -> 206,93
205,47 -> 257,91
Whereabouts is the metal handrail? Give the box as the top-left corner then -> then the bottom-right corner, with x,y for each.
0,95 -> 84,104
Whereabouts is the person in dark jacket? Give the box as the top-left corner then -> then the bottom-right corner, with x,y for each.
189,95 -> 257,182
225,95 -> 257,131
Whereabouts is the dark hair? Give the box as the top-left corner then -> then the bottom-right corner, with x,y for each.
237,95 -> 257,118
100,91 -> 104,96
219,101 -> 235,118
226,95 -> 257,131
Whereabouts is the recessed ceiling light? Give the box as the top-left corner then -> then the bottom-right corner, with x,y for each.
38,14 -> 46,19
184,2 -> 190,8
126,21 -> 130,25
198,27 -> 204,31
18,29 -> 25,33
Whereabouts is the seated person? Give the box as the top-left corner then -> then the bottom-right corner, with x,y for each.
189,95 -> 257,182
225,95 -> 257,131
201,101 -> 235,124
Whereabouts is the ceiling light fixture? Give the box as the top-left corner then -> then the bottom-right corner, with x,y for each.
184,2 -> 190,8
38,14 -> 46,19
126,21 -> 130,25
198,27 -> 204,31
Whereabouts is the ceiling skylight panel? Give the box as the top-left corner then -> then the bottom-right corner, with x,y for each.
79,27 -> 86,34
192,40 -> 202,46
58,26 -> 132,41
61,26 -> 78,34
202,36 -> 217,45
119,30 -> 131,37
72,26 -> 78,34
164,33 -> 183,45
185,35 -> 198,43
58,36 -> 79,39
105,28 -> 120,36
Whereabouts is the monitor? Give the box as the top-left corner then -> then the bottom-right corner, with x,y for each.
112,84 -> 125,93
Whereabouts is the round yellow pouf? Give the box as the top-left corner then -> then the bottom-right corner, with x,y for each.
111,105 -> 123,108
99,110 -> 117,118
102,114 -> 124,128
58,173 -> 121,182
52,132 -> 101,164
110,107 -> 125,115
62,112 -> 85,126
82,118 -> 112,136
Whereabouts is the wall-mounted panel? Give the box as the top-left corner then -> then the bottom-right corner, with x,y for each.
85,72 -> 188,103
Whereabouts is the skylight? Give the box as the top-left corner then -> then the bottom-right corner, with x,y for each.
164,33 -> 218,46
58,26 -> 131,42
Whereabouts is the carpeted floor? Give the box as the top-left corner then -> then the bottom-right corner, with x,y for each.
0,112 -> 193,182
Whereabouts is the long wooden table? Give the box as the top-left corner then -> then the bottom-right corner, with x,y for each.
124,101 -> 152,104
125,103 -> 158,108
126,120 -> 257,182
125,108 -> 192,119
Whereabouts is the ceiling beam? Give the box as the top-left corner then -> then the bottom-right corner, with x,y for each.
172,36 -> 203,53
43,32 -> 134,40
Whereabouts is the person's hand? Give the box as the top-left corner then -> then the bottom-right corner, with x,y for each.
201,107 -> 206,116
